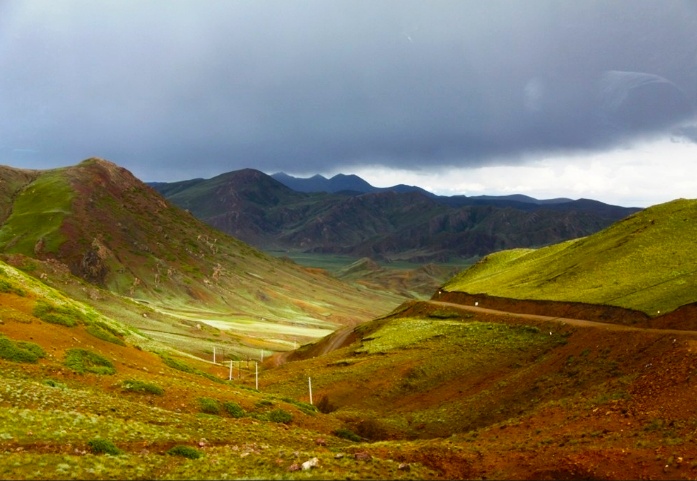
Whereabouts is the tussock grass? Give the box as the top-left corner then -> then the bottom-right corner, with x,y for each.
0,335 -> 45,363
444,199 -> 697,315
64,348 -> 116,375
167,445 -> 203,459
87,438 -> 123,455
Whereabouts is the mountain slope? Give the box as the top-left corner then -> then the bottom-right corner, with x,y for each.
0,158 -> 402,356
153,169 -> 640,262
443,198 -> 697,315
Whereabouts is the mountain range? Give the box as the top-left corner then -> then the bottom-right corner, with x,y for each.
150,169 -> 640,263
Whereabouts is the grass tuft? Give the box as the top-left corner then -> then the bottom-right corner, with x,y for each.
0,335 -> 45,363
167,445 -> 203,459
64,348 -> 116,375
87,438 -> 122,455
223,401 -> 246,418
198,397 -> 221,415
268,408 -> 293,424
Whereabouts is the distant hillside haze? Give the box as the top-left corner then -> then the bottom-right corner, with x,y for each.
153,169 -> 641,262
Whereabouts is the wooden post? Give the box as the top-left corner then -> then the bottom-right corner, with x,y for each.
255,362 -> 259,390
308,377 -> 313,405
213,346 -> 216,364
229,360 -> 233,381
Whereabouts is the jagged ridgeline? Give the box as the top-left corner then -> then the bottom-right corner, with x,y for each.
443,198 -> 697,317
0,158 -> 401,353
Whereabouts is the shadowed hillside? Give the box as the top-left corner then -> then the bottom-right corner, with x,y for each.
152,169 -> 640,263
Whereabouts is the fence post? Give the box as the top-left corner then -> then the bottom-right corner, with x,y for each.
229,360 -> 233,381
308,377 -> 313,405
255,361 -> 259,390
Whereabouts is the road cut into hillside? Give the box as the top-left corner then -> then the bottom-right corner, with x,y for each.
428,300 -> 697,337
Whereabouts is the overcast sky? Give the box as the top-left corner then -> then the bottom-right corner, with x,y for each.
1,1 -> 697,207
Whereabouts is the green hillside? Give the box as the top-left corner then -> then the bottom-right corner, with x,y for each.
443,198 -> 697,315
0,159 -> 403,360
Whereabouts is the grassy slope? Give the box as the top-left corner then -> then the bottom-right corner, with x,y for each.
261,301 -> 697,479
0,159 -> 403,359
0,262 -> 438,479
4,258 -> 697,478
443,198 -> 697,315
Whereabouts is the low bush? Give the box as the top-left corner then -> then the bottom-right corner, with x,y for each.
121,379 -> 164,395
32,300 -> 87,327
64,348 -> 116,375
86,323 -> 126,346
268,408 -> 292,424
198,397 -> 221,415
0,278 -> 25,296
87,438 -> 122,455
333,427 -> 362,442
0,335 -> 45,363
167,445 -> 202,459
223,401 -> 246,418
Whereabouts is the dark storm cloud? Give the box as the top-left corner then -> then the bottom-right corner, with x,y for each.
1,0 -> 696,180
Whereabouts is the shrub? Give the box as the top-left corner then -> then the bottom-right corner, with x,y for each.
223,401 -> 246,418
64,348 -> 116,375
268,409 -> 292,424
16,341 -> 46,359
86,323 -> 126,346
87,438 -> 122,455
167,445 -> 202,459
0,335 -> 45,363
121,379 -> 164,395
333,427 -> 362,442
32,300 -> 82,327
198,397 -> 221,415
0,278 -> 25,296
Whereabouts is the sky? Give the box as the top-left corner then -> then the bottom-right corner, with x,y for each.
1,1 -> 697,207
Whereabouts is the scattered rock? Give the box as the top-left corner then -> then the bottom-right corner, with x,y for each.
302,457 -> 319,470
288,463 -> 301,472
334,453 -> 345,459
398,463 -> 411,471
315,437 -> 327,446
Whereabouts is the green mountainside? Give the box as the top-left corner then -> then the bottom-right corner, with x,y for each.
0,159 -> 402,358
444,198 -> 697,315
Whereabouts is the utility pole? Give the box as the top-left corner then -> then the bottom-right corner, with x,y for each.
308,377 -> 313,405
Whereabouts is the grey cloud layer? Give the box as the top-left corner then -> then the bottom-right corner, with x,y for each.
1,0 -> 696,179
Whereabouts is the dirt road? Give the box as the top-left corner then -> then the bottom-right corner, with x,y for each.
428,300 -> 697,336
